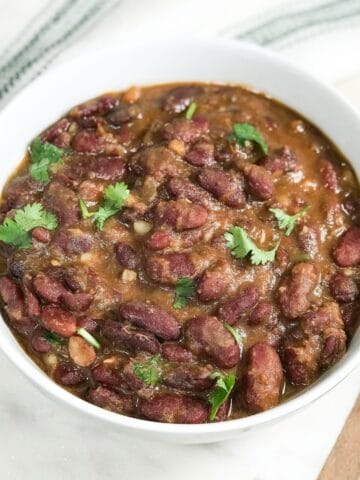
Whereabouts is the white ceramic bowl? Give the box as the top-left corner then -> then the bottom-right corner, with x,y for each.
0,39 -> 359,444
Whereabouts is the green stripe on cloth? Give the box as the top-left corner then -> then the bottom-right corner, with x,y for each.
228,0 -> 360,48
0,0 -> 122,109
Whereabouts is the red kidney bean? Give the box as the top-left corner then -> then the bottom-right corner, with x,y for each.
23,274 -> 40,318
260,146 -> 297,174
161,342 -> 193,362
185,315 -> 240,368
297,225 -> 319,257
77,317 -> 98,333
45,181 -> 80,226
1,175 -> 44,212
132,146 -> 180,182
31,227 -> 51,244
300,302 -> 344,335
320,159 -> 339,193
167,177 -> 216,208
163,364 -> 215,392
320,328 -> 346,368
31,330 -> 52,353
33,273 -> 67,304
329,272 -> 358,303
213,400 -> 230,422
70,95 -> 118,119
243,342 -> 283,412
40,306 -> 77,337
71,131 -> 103,154
40,118 -> 70,147
89,386 -> 135,414
0,276 -> 26,322
102,319 -> 160,354
92,363 -> 122,387
106,104 -> 140,126
332,227 -> 360,267
54,230 -> 93,254
282,339 -> 319,385
162,117 -> 209,144
275,246 -> 290,273
162,86 -> 203,113
145,253 -> 196,284
341,302 -> 360,336
197,168 -> 246,208
114,242 -> 138,269
119,301 -> 181,340
122,359 -> 148,391
185,142 -> 215,167
243,164 -> 274,200
218,286 -> 260,325
62,291 -> 93,312
78,180 -> 104,202
155,200 -> 208,231
68,335 -> 96,367
278,262 -> 317,319
146,230 -> 172,250
54,363 -> 86,386
248,300 -> 272,326
87,156 -> 126,181
139,394 -> 208,423
197,261 -> 232,302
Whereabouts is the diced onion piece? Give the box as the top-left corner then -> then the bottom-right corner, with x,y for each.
133,220 -> 152,235
168,139 -> 186,156
121,269 -> 137,282
44,352 -> 58,368
77,327 -> 100,350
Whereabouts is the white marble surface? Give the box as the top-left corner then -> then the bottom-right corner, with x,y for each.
1,1 -> 360,479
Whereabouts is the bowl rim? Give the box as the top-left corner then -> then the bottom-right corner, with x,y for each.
0,37 -> 359,437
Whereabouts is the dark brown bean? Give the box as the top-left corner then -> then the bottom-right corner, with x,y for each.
332,227 -> 360,267
243,164 -> 274,200
198,168 -> 246,208
106,104 -> 140,126
139,394 -> 208,423
278,262 -> 317,319
243,342 -> 283,412
40,306 -> 77,337
54,230 -> 93,254
329,272 -> 358,303
114,242 -> 138,269
89,386 -> 134,414
54,364 -> 86,386
197,261 -> 231,302
145,253 -> 196,285
92,363 -> 122,387
248,300 -> 272,326
185,142 -> 215,167
102,319 -> 160,354
155,200 -> 208,231
119,301 -> 181,340
163,364 -> 215,392
161,343 -> 193,363
218,286 -> 260,325
185,315 -> 240,368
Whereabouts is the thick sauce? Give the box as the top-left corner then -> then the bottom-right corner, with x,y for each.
0,83 -> 359,424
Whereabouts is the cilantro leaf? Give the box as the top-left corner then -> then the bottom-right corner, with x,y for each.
270,207 -> 308,236
132,355 -> 162,386
14,203 -> 57,231
77,327 -> 100,350
0,203 -> 57,249
42,330 -> 64,346
224,323 -> 243,346
209,372 -> 236,421
185,102 -> 197,120
30,138 -> 64,183
225,226 -> 279,266
79,182 -> 130,231
173,277 -> 196,309
0,219 -> 32,249
228,123 -> 268,154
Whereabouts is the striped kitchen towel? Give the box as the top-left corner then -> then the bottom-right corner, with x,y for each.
1,0 -> 360,107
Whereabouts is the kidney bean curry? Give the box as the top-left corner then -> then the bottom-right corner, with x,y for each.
0,83 -> 359,424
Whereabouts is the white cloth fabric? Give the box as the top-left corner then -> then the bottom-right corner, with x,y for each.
0,1 -> 359,479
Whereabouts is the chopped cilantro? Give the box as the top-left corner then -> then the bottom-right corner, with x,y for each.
269,207 -> 308,236
29,138 -> 64,183
42,330 -> 63,346
185,102 -> 197,120
228,123 -> 268,154
224,323 -> 243,346
173,277 -> 196,309
224,226 -> 279,266
209,372 -> 236,421
132,355 -> 162,386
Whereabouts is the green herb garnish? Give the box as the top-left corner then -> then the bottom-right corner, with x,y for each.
42,330 -> 63,346
173,277 -> 196,309
224,226 -> 279,266
132,355 -> 162,386
80,181 -> 130,230
269,207 -> 308,236
30,138 -> 64,183
228,123 -> 268,154
224,323 -> 243,346
209,372 -> 236,421
0,203 -> 57,249
77,328 -> 100,350
185,102 -> 197,120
